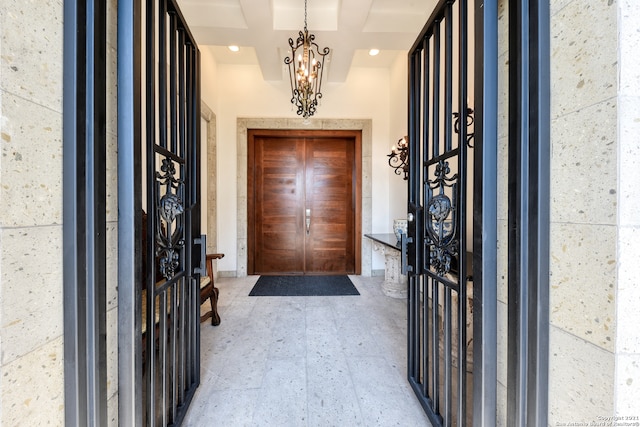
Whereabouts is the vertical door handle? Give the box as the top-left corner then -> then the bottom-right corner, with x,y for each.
193,234 -> 207,276
305,209 -> 311,234
400,231 -> 413,275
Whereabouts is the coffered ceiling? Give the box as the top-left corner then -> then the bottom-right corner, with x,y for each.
176,0 -> 437,82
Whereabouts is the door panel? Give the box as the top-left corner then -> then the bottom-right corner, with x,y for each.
253,137 -> 305,273
248,130 -> 360,275
305,138 -> 355,274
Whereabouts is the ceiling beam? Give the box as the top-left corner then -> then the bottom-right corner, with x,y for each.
178,0 -> 436,84
321,0 -> 374,82
237,0 -> 283,81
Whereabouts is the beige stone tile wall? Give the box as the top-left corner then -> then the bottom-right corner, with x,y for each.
550,223 -> 616,349
203,102 -> 218,259
0,0 -> 65,424
1,0 -> 120,424
549,0 -> 618,424
550,327 -> 615,421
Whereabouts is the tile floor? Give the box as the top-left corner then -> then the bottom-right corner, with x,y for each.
184,275 -> 432,426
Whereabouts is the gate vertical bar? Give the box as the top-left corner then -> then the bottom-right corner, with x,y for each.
159,291 -> 168,426
407,46 -> 419,386
472,0 -> 498,425
117,0 -> 143,424
507,0 -> 550,424
187,42 -> 195,389
86,1 -> 108,423
145,0 -> 157,424
443,4 -> 454,424
419,37 -> 434,402
457,0 -> 469,423
168,12 -> 179,420
177,28 -> 187,401
193,40 -> 203,392
63,0 -> 108,424
532,0 -> 550,424
158,0 -> 167,151
430,21 -> 440,415
63,2 -> 87,423
185,43 -> 195,389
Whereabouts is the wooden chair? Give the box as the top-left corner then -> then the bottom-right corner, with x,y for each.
143,208 -> 224,326
200,253 -> 224,326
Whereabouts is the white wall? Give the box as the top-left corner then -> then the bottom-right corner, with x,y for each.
199,46 -> 218,247
615,0 -> 640,414
388,52 -> 409,223
201,55 -> 400,273
200,46 -> 219,110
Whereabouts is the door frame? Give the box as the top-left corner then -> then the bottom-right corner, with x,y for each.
235,118 -> 373,277
246,128 -> 362,275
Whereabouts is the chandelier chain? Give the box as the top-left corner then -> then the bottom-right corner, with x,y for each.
304,0 -> 308,31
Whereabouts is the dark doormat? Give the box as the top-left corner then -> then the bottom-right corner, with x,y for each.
249,275 -> 360,296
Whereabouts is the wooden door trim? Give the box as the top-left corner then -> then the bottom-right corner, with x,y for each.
248,129 -> 362,275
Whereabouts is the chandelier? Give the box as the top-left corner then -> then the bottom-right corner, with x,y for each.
387,136 -> 409,180
284,0 -> 330,119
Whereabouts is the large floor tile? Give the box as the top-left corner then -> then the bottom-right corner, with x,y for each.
186,276 -> 432,426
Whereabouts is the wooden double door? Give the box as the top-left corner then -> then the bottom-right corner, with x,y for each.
248,129 -> 361,275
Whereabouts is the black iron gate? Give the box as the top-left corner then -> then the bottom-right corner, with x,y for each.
142,0 -> 203,425
118,0 -> 203,425
402,0 -> 479,425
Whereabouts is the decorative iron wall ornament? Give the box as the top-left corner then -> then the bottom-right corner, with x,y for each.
453,107 -> 475,148
425,160 -> 459,276
387,136 -> 409,180
155,158 -> 185,280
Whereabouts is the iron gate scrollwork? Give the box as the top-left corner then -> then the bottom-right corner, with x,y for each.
156,158 -> 185,280
426,161 -> 459,277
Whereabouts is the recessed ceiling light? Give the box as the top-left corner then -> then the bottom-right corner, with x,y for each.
228,45 -> 240,52
369,49 -> 380,56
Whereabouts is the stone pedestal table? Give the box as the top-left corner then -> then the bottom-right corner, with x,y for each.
365,233 -> 407,299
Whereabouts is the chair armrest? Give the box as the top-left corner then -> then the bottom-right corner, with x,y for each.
205,253 -> 225,280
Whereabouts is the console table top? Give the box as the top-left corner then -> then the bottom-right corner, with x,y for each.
364,233 -> 401,250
